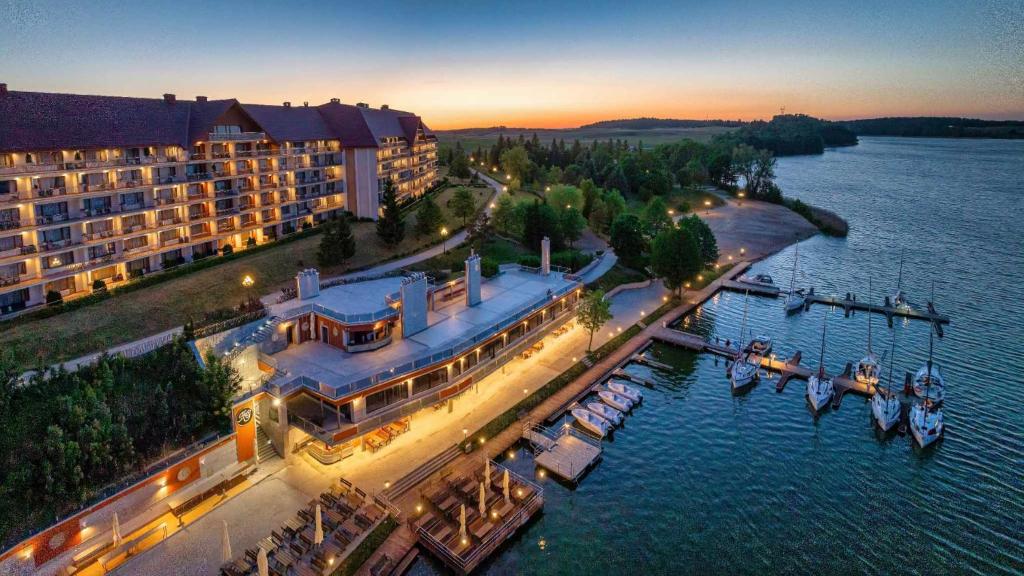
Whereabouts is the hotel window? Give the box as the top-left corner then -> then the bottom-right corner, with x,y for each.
40,227 -> 71,245
46,276 -> 76,294
0,235 -> 23,252
482,338 -> 502,360
124,236 -> 148,252
212,125 -> 242,135
36,202 -> 68,221
121,214 -> 146,231
464,350 -> 479,370
365,383 -> 409,414
126,257 -> 149,274
43,251 -> 74,269
88,243 -> 115,260
0,180 -> 14,196
412,367 -> 448,395
24,153 -> 35,165
0,154 -> 11,168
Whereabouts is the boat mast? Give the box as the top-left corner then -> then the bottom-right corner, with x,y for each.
738,290 -> 749,353
885,332 -> 896,396
867,278 -> 873,354
896,249 -> 905,293
817,312 -> 827,379
788,243 -> 799,297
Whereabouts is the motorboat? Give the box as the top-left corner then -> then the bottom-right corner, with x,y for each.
608,380 -> 643,403
739,273 -> 775,287
749,334 -> 772,355
598,390 -> 633,412
807,372 -> 835,412
913,364 -> 945,402
571,408 -> 611,438
909,401 -> 944,447
806,314 -> 834,412
855,279 -> 881,387
871,334 -> 901,431
586,402 -> 623,426
784,244 -> 804,314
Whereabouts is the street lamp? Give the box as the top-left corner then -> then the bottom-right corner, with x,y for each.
737,191 -> 745,206
242,275 -> 255,306
441,227 -> 448,254
704,199 -> 712,214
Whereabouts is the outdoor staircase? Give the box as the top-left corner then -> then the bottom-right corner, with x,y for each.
381,444 -> 461,500
225,315 -> 282,361
256,425 -> 279,462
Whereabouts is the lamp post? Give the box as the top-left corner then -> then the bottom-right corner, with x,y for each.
737,191 -> 745,206
242,275 -> 255,307
441,227 -> 448,254
704,199 -> 712,214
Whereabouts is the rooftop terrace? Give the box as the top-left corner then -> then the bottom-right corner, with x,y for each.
269,266 -> 580,399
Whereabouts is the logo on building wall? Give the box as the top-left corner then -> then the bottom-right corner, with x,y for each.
236,407 -> 254,426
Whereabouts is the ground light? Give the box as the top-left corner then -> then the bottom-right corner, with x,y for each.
705,199 -> 712,214
440,226 -> 448,254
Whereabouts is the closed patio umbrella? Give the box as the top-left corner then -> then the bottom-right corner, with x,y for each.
479,481 -> 486,518
503,469 -> 511,503
112,513 -> 122,547
459,504 -> 467,539
257,547 -> 269,576
314,504 -> 324,545
221,520 -> 232,562
484,459 -> 491,487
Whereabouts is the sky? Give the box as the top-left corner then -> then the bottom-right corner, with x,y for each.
0,0 -> 1021,129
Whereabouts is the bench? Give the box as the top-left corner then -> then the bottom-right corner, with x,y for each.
167,460 -> 254,524
370,553 -> 393,576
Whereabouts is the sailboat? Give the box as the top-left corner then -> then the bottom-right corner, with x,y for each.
870,335 -> 901,431
729,291 -> 759,392
806,313 -> 834,412
855,279 -> 881,386
784,243 -> 805,314
913,283 -> 945,403
892,250 -> 909,310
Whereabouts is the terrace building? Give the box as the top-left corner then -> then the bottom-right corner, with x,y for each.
0,85 -> 437,314
204,240 -> 582,467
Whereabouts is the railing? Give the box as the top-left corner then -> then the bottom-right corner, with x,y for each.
209,131 -> 266,142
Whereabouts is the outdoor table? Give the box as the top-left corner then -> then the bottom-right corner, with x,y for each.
496,499 -> 515,517
471,519 -> 495,540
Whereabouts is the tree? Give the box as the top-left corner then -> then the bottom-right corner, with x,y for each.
650,226 -> 702,296
580,178 -> 599,218
731,144 -> 758,195
577,289 -> 613,352
317,216 -> 356,268
679,214 -> 719,266
642,196 -> 673,236
450,187 -> 477,227
376,179 -> 405,247
522,201 -> 563,250
559,207 -> 586,248
492,195 -> 524,238
499,145 -> 532,183
547,185 -> 583,212
449,142 -> 472,179
610,214 -> 648,270
200,353 -> 241,423
414,196 -> 444,238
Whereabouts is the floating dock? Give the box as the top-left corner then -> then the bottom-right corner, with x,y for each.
653,327 -> 876,409
721,279 -> 782,298
522,423 -> 602,483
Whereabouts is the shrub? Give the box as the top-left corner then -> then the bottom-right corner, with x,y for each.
45,290 -> 63,306
246,236 -> 257,247
551,250 -> 593,271
481,257 -> 499,278
517,254 -> 541,268
221,244 -> 234,256
91,279 -> 107,293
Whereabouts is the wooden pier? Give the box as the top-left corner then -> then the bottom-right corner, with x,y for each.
652,327 -> 877,409
522,423 -> 602,483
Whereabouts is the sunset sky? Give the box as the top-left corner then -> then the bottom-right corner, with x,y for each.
1,0 -> 1021,129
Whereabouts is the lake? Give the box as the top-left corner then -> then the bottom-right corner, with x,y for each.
410,137 -> 1024,575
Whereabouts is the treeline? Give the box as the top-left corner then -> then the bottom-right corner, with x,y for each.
0,341 -> 239,545
578,118 -> 746,130
840,117 -> 1024,139
722,114 -> 858,156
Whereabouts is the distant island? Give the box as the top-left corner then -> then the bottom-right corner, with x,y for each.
839,117 -> 1024,139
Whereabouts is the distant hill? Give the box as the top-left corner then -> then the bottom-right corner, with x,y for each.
578,117 -> 745,130
840,117 -> 1024,139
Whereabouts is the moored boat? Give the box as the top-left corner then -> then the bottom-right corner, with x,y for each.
598,390 -> 633,412
608,380 -> 643,403
571,408 -> 611,437
871,334 -> 901,431
806,313 -> 834,412
909,401 -> 944,447
586,402 -> 623,426
739,273 -> 775,287
855,279 -> 881,387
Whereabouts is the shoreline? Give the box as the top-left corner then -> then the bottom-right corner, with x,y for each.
697,195 -> 821,264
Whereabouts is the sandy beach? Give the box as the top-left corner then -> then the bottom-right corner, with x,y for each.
696,195 -> 820,262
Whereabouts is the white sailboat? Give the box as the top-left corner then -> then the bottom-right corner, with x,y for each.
909,399 -> 944,448
729,291 -> 759,392
784,243 -> 805,314
913,289 -> 945,403
871,335 -> 901,431
892,250 -> 909,310
806,313 -> 834,412
855,279 -> 881,387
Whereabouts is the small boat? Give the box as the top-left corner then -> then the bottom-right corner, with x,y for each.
730,291 -> 760,392
914,301 -> 945,403
586,402 -> 623,426
806,314 -> 834,412
871,334 -> 901,431
598,390 -> 633,412
739,273 -> 775,287
571,408 -> 611,438
749,334 -> 772,355
855,279 -> 881,387
909,400 -> 944,447
608,380 -> 643,403
784,244 -> 804,314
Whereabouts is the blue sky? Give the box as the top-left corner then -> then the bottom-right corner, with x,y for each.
1,0 -> 1021,127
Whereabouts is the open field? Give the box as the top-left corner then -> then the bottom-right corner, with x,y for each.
437,125 -> 736,151
1,189 -> 480,369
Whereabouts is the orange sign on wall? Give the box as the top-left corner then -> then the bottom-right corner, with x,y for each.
234,403 -> 256,462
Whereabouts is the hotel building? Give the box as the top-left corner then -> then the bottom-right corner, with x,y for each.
206,241 -> 582,465
0,85 -> 437,314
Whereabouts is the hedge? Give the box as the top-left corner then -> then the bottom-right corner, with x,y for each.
330,516 -> 398,576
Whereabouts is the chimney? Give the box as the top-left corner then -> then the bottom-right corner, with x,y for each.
283,101 -> 291,108
163,93 -> 176,104
541,237 -> 551,275
465,251 -> 482,307
330,98 -> 340,104
196,95 -> 207,102
381,104 -> 389,110
0,83 -> 7,96
400,273 -> 429,337
296,269 -> 320,300
356,102 -> 368,108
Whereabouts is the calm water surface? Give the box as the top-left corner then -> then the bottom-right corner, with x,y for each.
411,137 -> 1024,575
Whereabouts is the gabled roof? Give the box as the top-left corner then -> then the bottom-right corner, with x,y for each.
0,91 -> 193,153
317,102 -> 434,148
240,103 -> 335,143
316,102 -> 379,147
187,99 -> 240,144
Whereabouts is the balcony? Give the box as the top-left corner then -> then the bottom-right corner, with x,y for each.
34,186 -> 70,199
35,213 -> 70,226
83,230 -> 116,242
158,217 -> 184,227
187,173 -> 212,182
81,181 -> 116,193
235,150 -> 255,158
211,151 -> 232,159
40,238 -> 82,253
189,211 -> 211,221
0,275 -> 25,288
217,223 -> 236,233
160,236 -> 188,247
156,196 -> 180,206
122,244 -> 150,256
87,252 -> 116,265
215,188 -> 238,198
0,220 -> 23,231
216,207 -> 239,216
209,131 -> 266,142
118,202 -> 155,215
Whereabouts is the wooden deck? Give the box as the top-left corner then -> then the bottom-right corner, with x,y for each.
523,424 -> 602,483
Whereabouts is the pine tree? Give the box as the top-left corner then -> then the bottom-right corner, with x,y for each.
376,179 -> 405,247
414,196 -> 444,237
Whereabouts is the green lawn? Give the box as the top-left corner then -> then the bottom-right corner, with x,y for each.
2,190 -> 490,369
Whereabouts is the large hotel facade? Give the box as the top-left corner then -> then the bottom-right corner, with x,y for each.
0,85 -> 438,314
